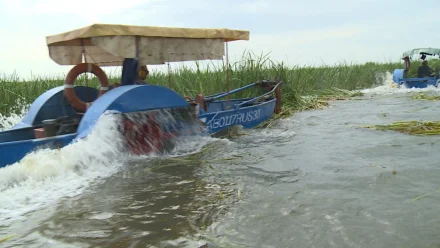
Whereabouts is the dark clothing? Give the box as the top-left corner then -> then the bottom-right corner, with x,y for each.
417,65 -> 433,78
121,58 -> 139,85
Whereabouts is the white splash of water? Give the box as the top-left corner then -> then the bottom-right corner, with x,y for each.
0,110 -> 220,226
0,113 -> 127,224
361,72 -> 440,96
170,135 -> 232,156
0,99 -> 30,131
257,118 -> 297,139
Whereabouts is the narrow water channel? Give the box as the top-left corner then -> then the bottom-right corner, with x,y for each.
1,80 -> 440,247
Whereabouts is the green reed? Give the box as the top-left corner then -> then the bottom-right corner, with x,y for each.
0,51 -> 401,116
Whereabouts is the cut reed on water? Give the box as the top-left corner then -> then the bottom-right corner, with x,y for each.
410,93 -> 440,101
363,121 -> 440,135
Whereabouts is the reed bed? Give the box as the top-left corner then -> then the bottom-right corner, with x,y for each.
0,51 -> 402,116
410,93 -> 440,101
364,121 -> 440,135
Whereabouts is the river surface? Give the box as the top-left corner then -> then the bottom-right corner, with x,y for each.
1,78 -> 440,247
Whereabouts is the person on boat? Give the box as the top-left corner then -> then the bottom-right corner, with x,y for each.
417,60 -> 433,78
135,65 -> 149,84
109,65 -> 149,89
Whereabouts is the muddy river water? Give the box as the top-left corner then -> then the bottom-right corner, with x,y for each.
1,78 -> 440,247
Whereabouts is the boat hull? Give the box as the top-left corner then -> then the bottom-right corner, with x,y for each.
0,84 -> 193,168
0,133 -> 75,168
199,98 -> 276,135
0,83 -> 279,168
0,86 -> 96,168
392,69 -> 439,88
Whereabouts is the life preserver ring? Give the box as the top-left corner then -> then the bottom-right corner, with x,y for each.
64,63 -> 110,112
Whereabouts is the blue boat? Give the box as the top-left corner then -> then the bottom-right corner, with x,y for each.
0,24 -> 283,168
392,48 -> 440,88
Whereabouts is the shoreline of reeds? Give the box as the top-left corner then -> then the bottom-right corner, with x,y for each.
1,51 -> 435,117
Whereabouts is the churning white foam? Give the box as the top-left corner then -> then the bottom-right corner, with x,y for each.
169,135 -> 230,156
360,72 -> 440,96
0,99 -> 30,131
0,98 -> 299,227
0,111 -> 219,226
0,113 -> 128,225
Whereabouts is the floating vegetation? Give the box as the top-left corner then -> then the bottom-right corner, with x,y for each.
279,88 -> 363,119
410,93 -> 440,101
364,120 -> 440,135
258,87 -> 363,129
312,87 -> 365,101
0,235 -> 15,243
412,187 -> 440,201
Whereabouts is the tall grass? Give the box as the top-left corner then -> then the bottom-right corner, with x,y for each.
0,51 -> 428,116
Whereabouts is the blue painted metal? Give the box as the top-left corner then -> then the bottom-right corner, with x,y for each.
0,78 -> 280,168
199,98 -> 276,134
205,83 -> 257,101
392,69 -> 439,88
12,86 -> 98,129
0,126 -> 36,143
75,84 -> 189,139
0,133 -> 75,168
393,47 -> 440,89
392,69 -> 405,85
402,78 -> 438,88
0,84 -> 188,168
204,98 -> 252,113
0,86 -> 97,168
235,82 -> 283,108
196,81 -> 282,134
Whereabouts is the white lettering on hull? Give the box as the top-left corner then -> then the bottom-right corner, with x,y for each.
206,109 -> 261,131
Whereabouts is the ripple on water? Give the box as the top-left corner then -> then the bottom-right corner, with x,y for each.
5,77 -> 440,247
89,212 -> 114,220
22,153 -> 241,247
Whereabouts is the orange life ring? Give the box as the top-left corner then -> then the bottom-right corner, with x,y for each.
64,63 -> 110,112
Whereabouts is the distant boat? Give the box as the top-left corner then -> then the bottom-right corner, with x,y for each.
392,48 -> 440,88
